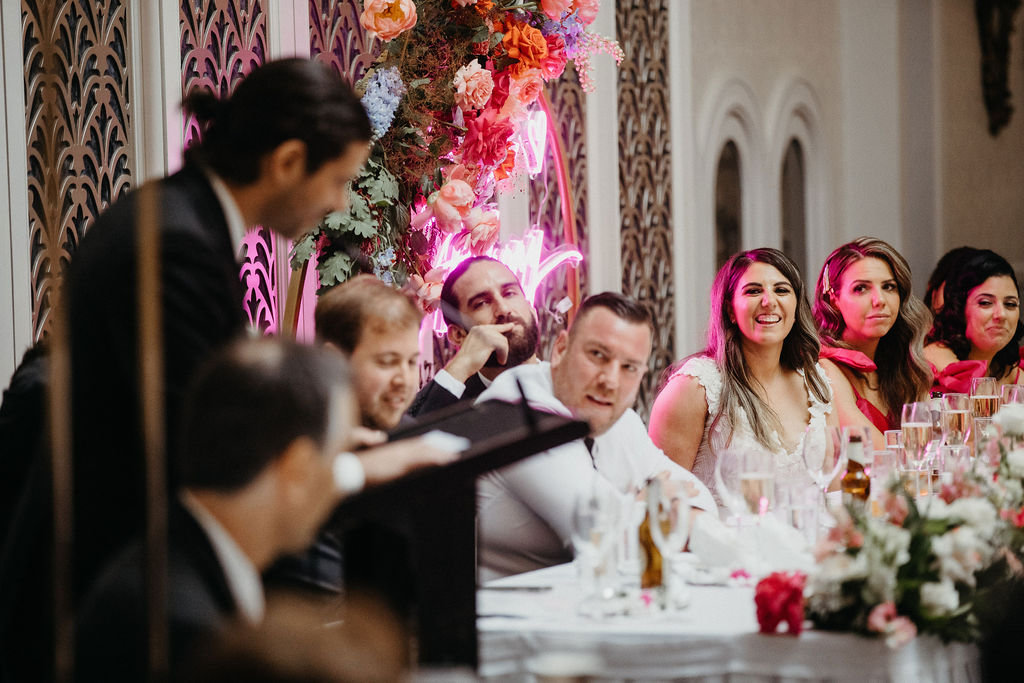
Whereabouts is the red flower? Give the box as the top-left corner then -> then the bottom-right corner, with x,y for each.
541,34 -> 568,80
461,108 -> 515,168
754,571 -> 806,636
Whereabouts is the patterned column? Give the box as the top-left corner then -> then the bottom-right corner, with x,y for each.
23,0 -> 134,340
180,0 -> 272,331
530,65 -> 589,359
309,0 -> 376,84
616,0 -> 674,420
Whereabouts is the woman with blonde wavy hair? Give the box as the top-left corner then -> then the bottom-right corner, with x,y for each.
649,248 -> 837,504
813,237 -> 932,444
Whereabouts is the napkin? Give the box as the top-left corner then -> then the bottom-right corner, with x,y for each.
689,514 -> 813,577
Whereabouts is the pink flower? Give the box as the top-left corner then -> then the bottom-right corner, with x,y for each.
454,207 -> 500,255
462,108 -> 515,168
541,0 -> 573,20
407,267 -> 447,313
510,68 -> 545,105
573,0 -> 600,25
453,61 -> 494,111
411,170 -> 476,233
886,617 -> 917,649
754,571 -> 806,636
866,601 -> 917,649
827,507 -> 864,548
489,67 -> 512,110
1001,506 -> 1024,528
867,602 -> 898,633
452,0 -> 478,6
881,491 -> 910,526
541,35 -> 568,79
360,0 -> 417,42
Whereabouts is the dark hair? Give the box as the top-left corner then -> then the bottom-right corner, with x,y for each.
439,256 -> 504,328
704,248 -> 828,447
183,58 -> 372,184
924,246 -> 980,313
315,274 -> 422,353
927,249 -> 1024,379
571,292 -> 654,337
178,338 -> 350,491
813,237 -> 932,413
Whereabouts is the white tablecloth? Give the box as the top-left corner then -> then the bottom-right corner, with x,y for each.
477,563 -> 980,683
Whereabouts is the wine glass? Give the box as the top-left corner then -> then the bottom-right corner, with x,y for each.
647,479 -> 691,610
714,448 -> 775,521
801,425 -> 845,507
970,377 -> 1000,418
941,393 -> 970,446
902,401 -> 933,498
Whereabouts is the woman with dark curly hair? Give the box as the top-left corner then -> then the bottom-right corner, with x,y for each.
649,248 -> 837,504
813,237 -> 932,443
925,249 -> 1024,392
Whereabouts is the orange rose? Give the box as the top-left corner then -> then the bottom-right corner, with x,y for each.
501,21 -> 548,77
360,0 -> 417,42
494,148 -> 517,181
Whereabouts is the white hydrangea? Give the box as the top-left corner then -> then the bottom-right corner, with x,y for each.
994,403 -> 1024,436
931,527 -> 991,586
1008,449 -> 1024,478
920,496 -> 950,521
864,519 -> 912,566
920,579 -> 960,616
947,497 -> 1000,539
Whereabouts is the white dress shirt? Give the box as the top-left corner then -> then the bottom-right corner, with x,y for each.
475,362 -> 717,581
180,490 -> 265,624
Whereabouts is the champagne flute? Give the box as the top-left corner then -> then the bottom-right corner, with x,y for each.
740,449 -> 776,517
941,393 -> 970,446
1001,384 -> 1024,406
970,377 -> 1000,418
902,401 -> 933,497
647,480 -> 691,610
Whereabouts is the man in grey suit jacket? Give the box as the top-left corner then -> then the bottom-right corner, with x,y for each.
409,256 -> 540,417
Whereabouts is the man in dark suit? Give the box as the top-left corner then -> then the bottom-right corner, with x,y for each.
408,256 -> 540,417
65,58 -> 373,600
77,337 -> 357,680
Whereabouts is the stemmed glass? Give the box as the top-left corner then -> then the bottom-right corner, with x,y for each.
714,448 -> 775,522
570,487 -> 620,612
902,401 -> 933,497
647,478 -> 691,610
941,393 -> 970,446
970,377 -> 1000,418
1001,384 -> 1024,406
801,425 -> 846,510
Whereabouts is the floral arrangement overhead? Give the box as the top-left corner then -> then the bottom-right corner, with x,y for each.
291,0 -> 622,305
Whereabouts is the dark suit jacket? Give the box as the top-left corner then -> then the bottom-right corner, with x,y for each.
66,165 -> 246,598
76,503 -> 239,682
407,373 -> 487,418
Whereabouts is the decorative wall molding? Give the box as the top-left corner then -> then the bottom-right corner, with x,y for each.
765,75 -> 831,274
23,0 -> 135,340
309,0 -> 376,85
616,0 -> 674,419
697,76 -> 767,256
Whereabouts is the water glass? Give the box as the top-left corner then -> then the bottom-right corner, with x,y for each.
570,488 -> 620,608
973,417 -> 998,458
939,444 -> 971,480
941,393 -> 970,446
774,480 -> 820,546
647,481 -> 691,610
970,377 -> 1000,418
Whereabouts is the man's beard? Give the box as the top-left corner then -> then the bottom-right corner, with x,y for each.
484,316 -> 539,369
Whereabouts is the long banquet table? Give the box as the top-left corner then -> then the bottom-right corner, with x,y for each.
477,562 -> 980,682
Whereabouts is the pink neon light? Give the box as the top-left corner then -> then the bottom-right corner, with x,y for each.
523,107 -> 548,176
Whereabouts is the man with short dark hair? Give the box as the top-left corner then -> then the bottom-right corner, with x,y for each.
475,292 -> 717,580
66,58 -> 373,598
316,275 -> 422,431
409,256 -> 539,416
76,338 -> 356,680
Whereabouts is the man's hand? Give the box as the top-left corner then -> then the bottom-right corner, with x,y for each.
444,322 -> 516,383
356,436 -> 460,487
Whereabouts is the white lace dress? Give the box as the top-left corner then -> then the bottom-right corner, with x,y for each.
671,355 -> 833,508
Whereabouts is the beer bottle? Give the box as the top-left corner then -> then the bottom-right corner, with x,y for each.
841,434 -> 870,505
638,479 -> 662,590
